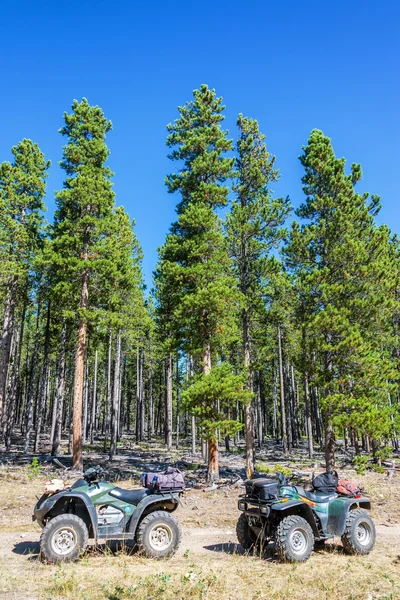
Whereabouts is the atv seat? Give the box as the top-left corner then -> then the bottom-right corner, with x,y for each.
109,487 -> 152,505
294,486 -> 338,503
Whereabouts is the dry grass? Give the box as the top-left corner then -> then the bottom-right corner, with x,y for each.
0,464 -> 399,599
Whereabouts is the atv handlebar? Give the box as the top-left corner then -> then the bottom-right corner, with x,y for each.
276,470 -> 309,485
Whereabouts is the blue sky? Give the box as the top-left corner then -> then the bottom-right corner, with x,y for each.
1,1 -> 399,286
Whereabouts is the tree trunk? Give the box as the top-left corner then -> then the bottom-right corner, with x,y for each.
0,276 -> 18,436
277,325 -> 288,456
5,301 -> 26,451
110,332 -> 121,460
243,309 -> 255,478
34,301 -> 51,453
165,353 -> 173,450
148,368 -> 153,439
24,300 -> 41,454
203,344 -> 218,482
303,372 -> 313,459
272,363 -> 278,441
90,349 -> 98,445
175,356 -> 180,449
324,413 -> 335,470
72,270 -> 89,470
51,321 -> 67,456
104,330 -> 112,452
140,350 -> 145,440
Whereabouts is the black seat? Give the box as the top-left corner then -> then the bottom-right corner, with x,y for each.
109,487 -> 152,505
294,486 -> 337,503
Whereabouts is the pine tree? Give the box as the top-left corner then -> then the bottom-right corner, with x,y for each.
158,84 -> 239,480
0,140 -> 49,435
51,99 -> 115,469
285,129 -> 397,469
226,115 -> 291,476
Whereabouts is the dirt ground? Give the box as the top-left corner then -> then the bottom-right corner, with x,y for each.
0,450 -> 400,600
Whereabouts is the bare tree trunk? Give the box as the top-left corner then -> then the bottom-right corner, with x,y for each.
303,372 -> 313,459
110,332 -> 121,460
165,353 -> 173,450
24,300 -> 41,454
72,270 -> 89,470
51,321 -> 67,456
140,350 -> 145,440
0,276 -> 18,435
272,363 -> 278,441
243,309 -> 255,478
148,368 -> 153,439
277,325 -> 288,456
104,331 -> 112,451
90,349 -> 98,445
324,413 -> 335,470
203,344 -> 218,482
175,356 -> 180,449
5,301 -> 26,451
189,357 -> 196,455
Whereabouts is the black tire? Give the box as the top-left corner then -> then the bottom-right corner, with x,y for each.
40,514 -> 88,563
136,510 -> 181,559
341,509 -> 376,555
275,515 -> 314,562
236,513 -> 258,550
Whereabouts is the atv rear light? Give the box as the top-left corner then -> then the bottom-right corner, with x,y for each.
238,500 -> 246,511
354,494 -> 361,498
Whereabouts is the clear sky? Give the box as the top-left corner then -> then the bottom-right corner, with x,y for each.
1,1 -> 399,286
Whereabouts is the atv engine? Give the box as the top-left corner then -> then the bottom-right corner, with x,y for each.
97,505 -> 124,526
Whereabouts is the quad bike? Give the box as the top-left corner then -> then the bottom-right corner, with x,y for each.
33,466 -> 183,563
237,470 -> 376,562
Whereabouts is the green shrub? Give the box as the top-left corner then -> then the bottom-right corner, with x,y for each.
371,464 -> 384,473
375,445 -> 393,463
353,455 -> 368,475
28,457 -> 41,480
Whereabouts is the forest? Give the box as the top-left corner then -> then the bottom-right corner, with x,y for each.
0,85 -> 399,481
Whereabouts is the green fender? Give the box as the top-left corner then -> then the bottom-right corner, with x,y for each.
335,497 -> 372,536
270,499 -> 319,536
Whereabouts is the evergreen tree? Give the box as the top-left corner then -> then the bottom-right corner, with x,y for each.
285,129 -> 397,468
159,84 -> 239,480
51,99 -> 115,469
226,115 -> 291,476
0,140 -> 49,435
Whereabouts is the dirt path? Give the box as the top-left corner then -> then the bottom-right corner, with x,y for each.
1,523 -> 399,561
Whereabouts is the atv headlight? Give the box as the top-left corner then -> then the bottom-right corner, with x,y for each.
260,506 -> 269,515
238,500 -> 246,511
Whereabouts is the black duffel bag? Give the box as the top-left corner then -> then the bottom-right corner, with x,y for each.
312,470 -> 338,494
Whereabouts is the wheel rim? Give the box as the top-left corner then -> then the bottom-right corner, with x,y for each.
50,526 -> 77,556
149,523 -> 173,551
356,521 -> 372,546
289,528 -> 308,556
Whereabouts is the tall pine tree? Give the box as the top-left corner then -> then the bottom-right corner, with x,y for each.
226,115 -> 291,477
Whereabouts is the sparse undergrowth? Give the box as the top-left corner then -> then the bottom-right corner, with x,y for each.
0,448 -> 400,599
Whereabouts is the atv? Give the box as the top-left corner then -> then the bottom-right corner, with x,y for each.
237,470 -> 376,562
33,466 -> 183,563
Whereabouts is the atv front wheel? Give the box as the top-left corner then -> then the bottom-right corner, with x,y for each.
136,510 -> 181,559
40,514 -> 88,563
236,513 -> 259,551
341,508 -> 376,555
275,515 -> 314,562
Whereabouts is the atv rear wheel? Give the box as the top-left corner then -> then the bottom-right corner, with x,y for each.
40,514 -> 88,563
236,513 -> 259,551
276,515 -> 314,562
136,510 -> 181,559
341,508 -> 376,555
